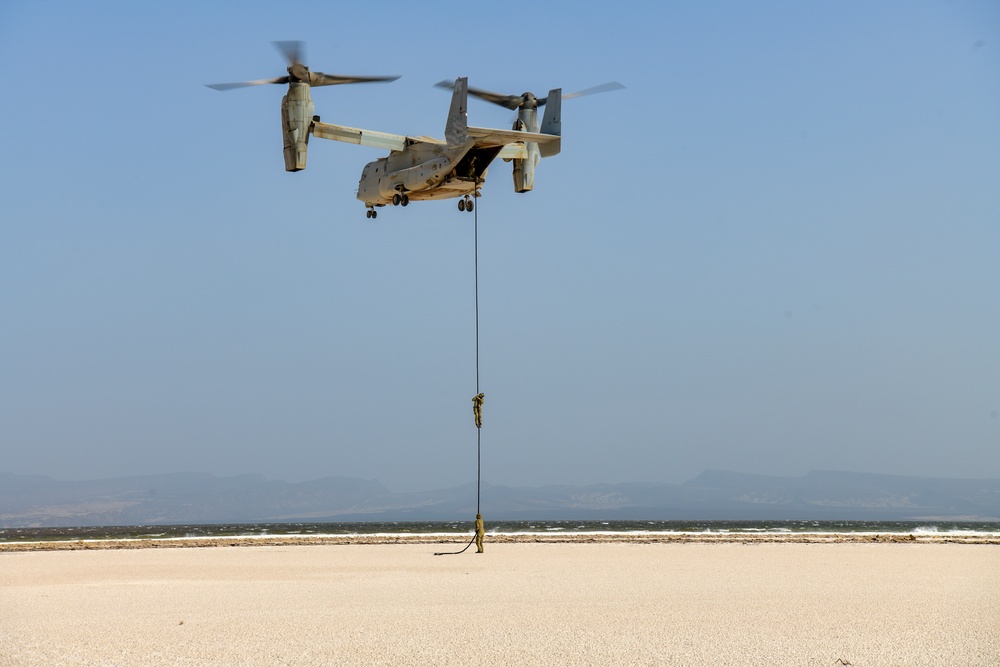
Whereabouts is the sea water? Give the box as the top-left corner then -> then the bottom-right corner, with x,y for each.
2,519 -> 998,543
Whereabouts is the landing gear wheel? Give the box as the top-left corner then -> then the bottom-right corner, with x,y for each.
401,194 -> 409,206
371,209 -> 378,219
392,193 -> 401,206
366,209 -> 372,219
458,199 -> 466,212
466,198 -> 474,212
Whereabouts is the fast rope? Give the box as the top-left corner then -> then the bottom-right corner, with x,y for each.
435,186 -> 482,556
474,187 -> 481,516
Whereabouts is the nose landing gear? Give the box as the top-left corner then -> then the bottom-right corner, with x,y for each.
458,195 -> 474,213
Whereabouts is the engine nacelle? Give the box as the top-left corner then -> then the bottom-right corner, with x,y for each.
281,82 -> 314,172
510,90 -> 560,193
512,143 -> 540,193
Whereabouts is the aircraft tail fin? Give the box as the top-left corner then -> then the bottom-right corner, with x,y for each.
539,87 -> 561,157
445,77 -> 469,146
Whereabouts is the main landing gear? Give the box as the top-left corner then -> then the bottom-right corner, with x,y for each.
392,192 -> 409,207
458,195 -> 475,213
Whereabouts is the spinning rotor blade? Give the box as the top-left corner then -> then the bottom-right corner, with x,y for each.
308,72 -> 401,87
273,41 -> 312,81
275,40 -> 399,86
468,85 -> 527,109
206,41 -> 399,91
205,77 -> 290,91
435,80 -> 525,110
273,40 -> 304,67
438,80 -> 625,109
558,81 -> 626,101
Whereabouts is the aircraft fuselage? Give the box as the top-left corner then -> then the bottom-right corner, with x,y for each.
357,140 -> 501,205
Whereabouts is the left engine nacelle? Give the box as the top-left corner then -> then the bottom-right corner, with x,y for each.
281,82 -> 315,172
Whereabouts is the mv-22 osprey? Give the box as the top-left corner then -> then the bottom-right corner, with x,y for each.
207,42 -> 564,219
311,76 -> 562,218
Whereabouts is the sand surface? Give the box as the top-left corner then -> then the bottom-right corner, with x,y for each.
2,542 -> 997,666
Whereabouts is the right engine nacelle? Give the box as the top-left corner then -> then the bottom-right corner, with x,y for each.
510,90 -> 560,193
512,143 -> 540,193
281,82 -> 314,172
510,115 -> 539,193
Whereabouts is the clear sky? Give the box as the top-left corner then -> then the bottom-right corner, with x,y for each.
1,1 -> 998,491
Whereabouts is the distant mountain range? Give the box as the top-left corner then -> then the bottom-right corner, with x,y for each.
2,470 -> 998,527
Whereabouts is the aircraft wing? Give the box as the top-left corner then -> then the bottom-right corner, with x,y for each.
469,126 -> 559,160
311,121 -> 447,151
467,126 -> 559,147
311,120 -> 558,158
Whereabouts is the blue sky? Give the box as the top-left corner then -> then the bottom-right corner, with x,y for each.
1,1 -> 998,491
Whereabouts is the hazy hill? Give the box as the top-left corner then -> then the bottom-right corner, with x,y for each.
1,470 -> 998,527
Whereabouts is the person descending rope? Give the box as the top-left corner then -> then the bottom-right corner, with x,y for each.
472,393 -> 485,429
435,194 -> 486,559
475,513 -> 485,553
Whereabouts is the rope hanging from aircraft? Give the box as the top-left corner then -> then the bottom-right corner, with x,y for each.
474,187 -> 482,516
435,186 -> 484,556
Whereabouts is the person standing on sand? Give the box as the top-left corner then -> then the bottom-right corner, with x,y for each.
472,393 -> 485,429
474,514 -> 485,553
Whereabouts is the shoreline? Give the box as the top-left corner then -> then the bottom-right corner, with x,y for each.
3,530 -> 998,552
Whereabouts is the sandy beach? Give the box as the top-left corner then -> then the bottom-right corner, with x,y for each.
2,540 -> 997,666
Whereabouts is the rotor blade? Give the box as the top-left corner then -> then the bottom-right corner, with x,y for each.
537,81 -> 625,106
563,81 -> 625,100
435,80 -> 523,110
468,85 -> 524,110
273,40 -> 303,67
205,76 -> 290,91
309,72 -> 401,87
